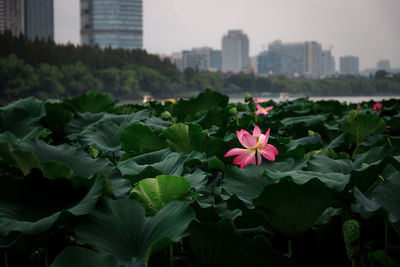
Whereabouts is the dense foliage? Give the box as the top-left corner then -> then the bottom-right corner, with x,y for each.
1,31 -> 400,102
1,89 -> 400,267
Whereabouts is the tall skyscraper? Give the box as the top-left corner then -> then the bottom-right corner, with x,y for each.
321,50 -> 335,76
0,0 -> 24,36
257,40 -> 305,76
340,56 -> 359,75
377,60 -> 390,72
80,0 -> 143,50
221,30 -> 250,73
0,0 -> 53,40
305,41 -> 322,76
25,0 -> 54,40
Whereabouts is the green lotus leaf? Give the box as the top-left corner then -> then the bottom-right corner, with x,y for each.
130,175 -> 192,216
70,110 -> 151,153
2,140 -> 115,177
142,116 -> 172,130
312,100 -> 347,115
264,169 -> 350,191
0,175 -> 104,237
327,132 -> 347,149
0,140 -> 131,198
0,126 -> 49,146
221,165 -> 271,207
353,144 -> 399,167
183,169 -> 209,190
163,123 -> 224,155
62,91 -> 115,113
281,114 -> 328,128
189,219 -> 294,267
350,153 -> 400,192
341,110 -> 386,144
171,88 -> 229,122
306,154 -> 353,174
65,112 -> 106,139
51,246 -> 121,267
253,177 -> 339,237
0,97 -> 48,143
353,173 -> 400,223
287,133 -> 322,152
163,123 -> 206,154
42,102 -> 74,140
118,148 -> 206,184
72,198 -> 195,266
120,123 -> 167,154
0,142 -> 73,178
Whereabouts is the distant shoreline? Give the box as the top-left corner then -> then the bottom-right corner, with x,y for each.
228,95 -> 400,103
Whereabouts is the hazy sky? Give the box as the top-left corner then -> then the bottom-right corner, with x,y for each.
54,0 -> 400,70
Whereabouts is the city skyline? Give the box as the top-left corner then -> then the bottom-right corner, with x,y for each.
54,0 -> 400,70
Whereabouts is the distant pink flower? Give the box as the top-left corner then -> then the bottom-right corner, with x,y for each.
373,102 -> 382,111
224,125 -> 278,168
357,104 -> 361,110
255,97 -> 264,103
256,103 -> 274,115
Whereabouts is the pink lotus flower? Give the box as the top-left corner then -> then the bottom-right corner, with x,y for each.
224,125 -> 278,168
256,103 -> 274,115
373,102 -> 382,111
255,97 -> 264,103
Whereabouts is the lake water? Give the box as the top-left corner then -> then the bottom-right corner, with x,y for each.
119,95 -> 400,105
228,95 -> 400,104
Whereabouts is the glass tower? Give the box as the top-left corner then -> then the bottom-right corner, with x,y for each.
25,0 -> 54,41
0,0 -> 25,36
81,0 -> 142,50
340,56 -> 359,75
221,30 -> 250,73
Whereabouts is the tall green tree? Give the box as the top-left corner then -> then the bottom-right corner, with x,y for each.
60,62 -> 102,97
34,63 -> 65,98
0,54 -> 38,99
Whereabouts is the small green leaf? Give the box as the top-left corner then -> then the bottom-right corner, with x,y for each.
120,123 -> 167,154
130,175 -> 192,216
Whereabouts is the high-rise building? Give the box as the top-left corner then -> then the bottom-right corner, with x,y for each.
257,50 -> 278,75
257,40 -> 305,76
0,0 -> 24,36
321,50 -> 335,76
25,0 -> 54,40
340,56 -> 359,75
221,30 -> 250,73
305,41 -> 322,77
0,0 -> 54,40
182,47 -> 211,71
377,60 -> 390,72
80,0 -> 143,50
210,50 -> 221,71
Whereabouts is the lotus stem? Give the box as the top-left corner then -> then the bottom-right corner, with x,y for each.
352,258 -> 356,267
356,117 -> 359,145
365,246 -> 375,267
170,244 -> 174,267
4,252 -> 8,267
288,239 -> 293,257
45,247 -> 49,267
234,114 -> 239,126
384,219 -> 388,267
386,126 -> 392,147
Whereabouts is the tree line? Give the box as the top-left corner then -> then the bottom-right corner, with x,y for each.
1,31 -> 400,102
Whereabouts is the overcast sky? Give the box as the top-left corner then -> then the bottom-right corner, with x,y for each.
54,0 -> 400,70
